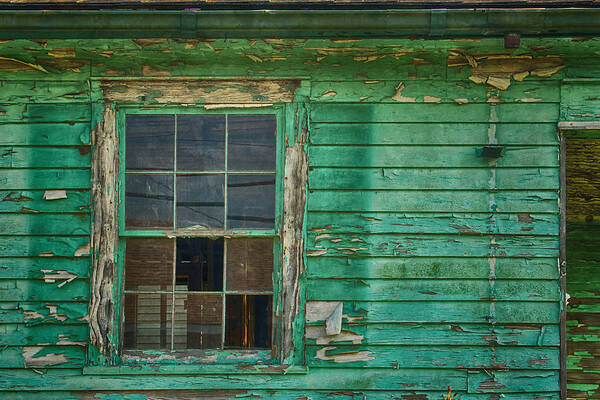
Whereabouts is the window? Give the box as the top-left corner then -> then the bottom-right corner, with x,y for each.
119,110 -> 281,354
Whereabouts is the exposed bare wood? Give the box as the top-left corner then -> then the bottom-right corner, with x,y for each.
278,105 -> 308,363
88,104 -> 119,360
99,79 -> 300,104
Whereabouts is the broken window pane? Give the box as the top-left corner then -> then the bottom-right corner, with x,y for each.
125,174 -> 173,229
228,115 -> 276,172
176,237 -> 224,291
177,174 -> 224,229
177,115 -> 225,172
124,293 -> 170,350
226,238 -> 273,292
227,174 -> 275,229
126,115 -> 174,171
125,238 -> 174,291
225,295 -> 272,349
172,293 -> 223,350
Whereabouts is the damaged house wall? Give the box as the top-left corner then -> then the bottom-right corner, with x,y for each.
0,35 -> 598,399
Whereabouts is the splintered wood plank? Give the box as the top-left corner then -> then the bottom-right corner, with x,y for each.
311,103 -> 559,123
0,214 -> 90,235
308,146 -> 558,168
305,279 -> 559,302
0,80 -> 90,103
309,168 -> 559,190
0,257 -> 90,280
0,391 -> 562,400
0,147 -> 91,168
310,80 -> 560,104
0,301 -> 88,324
0,367 -> 467,391
0,236 -> 90,257
305,323 -> 560,346
307,190 -> 559,213
0,104 -> 90,123
0,123 -> 90,146
0,324 -> 88,346
307,233 -> 558,257
0,346 -> 85,368
310,123 -> 559,145
307,212 -> 559,236
0,190 -> 90,213
0,170 -> 91,190
306,345 -> 559,369
467,370 -> 559,393
305,256 -> 558,280
0,279 -> 89,302
305,301 -> 559,324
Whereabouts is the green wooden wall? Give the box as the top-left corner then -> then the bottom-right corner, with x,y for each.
0,36 -> 598,399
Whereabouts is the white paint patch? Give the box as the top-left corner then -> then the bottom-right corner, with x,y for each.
306,327 -> 364,345
42,190 -> 67,201
41,270 -> 77,287
315,346 -> 374,363
23,346 -> 70,368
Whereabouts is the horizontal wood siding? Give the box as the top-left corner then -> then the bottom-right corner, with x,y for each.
0,36 -> 583,399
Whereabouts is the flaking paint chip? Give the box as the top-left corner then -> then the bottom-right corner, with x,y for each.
43,190 -> 67,201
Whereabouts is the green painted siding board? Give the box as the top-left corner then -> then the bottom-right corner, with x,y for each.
0,104 -> 90,123
0,392 -> 563,400
306,345 -> 559,369
561,82 -> 600,121
0,190 -> 90,213
0,170 -> 91,190
305,257 -> 559,280
310,80 -> 560,104
0,302 -> 88,324
0,147 -> 91,168
0,214 -> 90,235
0,368 -> 467,391
310,123 -> 559,145
305,279 -> 560,301
307,212 -> 559,236
306,323 -> 560,346
0,236 -> 89,257
311,301 -> 560,324
0,81 -> 90,104
0,324 -> 88,346
0,279 -> 89,302
467,370 -> 559,393
311,104 -> 559,123
0,257 -> 90,279
0,123 -> 90,146
0,346 -> 85,369
309,168 -> 559,190
308,191 -> 559,213
308,146 -> 558,168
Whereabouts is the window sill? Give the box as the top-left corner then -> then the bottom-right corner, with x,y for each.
83,364 -> 308,376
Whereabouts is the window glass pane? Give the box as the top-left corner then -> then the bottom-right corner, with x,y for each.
177,115 -> 225,172
225,295 -> 272,349
125,238 -> 174,291
226,238 -> 273,292
124,293 -> 170,350
173,293 -> 223,350
227,174 -> 275,229
125,174 -> 173,229
177,175 -> 224,229
228,115 -> 276,171
126,115 -> 174,171
176,237 -> 223,291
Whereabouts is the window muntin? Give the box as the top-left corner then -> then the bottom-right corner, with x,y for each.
120,110 -> 280,354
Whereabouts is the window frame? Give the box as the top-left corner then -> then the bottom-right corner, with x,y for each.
86,79 -> 308,374
114,105 -> 285,364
